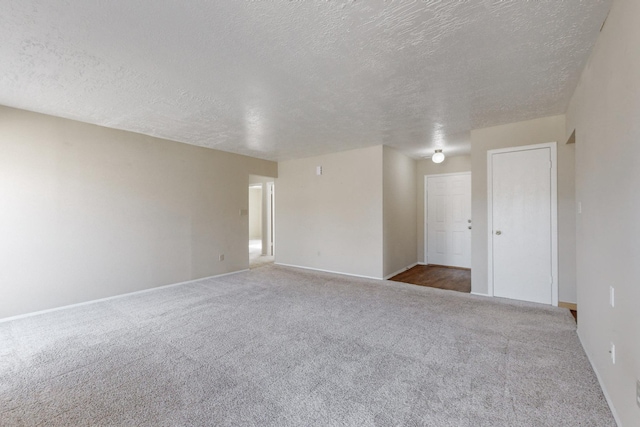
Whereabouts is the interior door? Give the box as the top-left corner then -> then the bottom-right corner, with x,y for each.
490,147 -> 553,304
426,173 -> 471,268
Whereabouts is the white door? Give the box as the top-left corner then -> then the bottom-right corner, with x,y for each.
426,173 -> 471,268
489,144 -> 557,305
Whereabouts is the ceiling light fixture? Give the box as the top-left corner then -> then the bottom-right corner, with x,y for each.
432,149 -> 445,164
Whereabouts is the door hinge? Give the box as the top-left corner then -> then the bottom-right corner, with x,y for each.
550,276 -> 553,285
549,161 -> 552,169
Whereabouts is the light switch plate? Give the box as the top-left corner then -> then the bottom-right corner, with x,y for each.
610,343 -> 616,364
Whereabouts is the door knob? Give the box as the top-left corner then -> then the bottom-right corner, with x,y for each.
468,226 -> 472,229
495,230 -> 502,235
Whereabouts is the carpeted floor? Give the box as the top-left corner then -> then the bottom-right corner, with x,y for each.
249,239 -> 274,269
0,265 -> 614,426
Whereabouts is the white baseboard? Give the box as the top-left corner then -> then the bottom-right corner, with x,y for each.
577,330 -> 621,427
274,263 -> 382,280
275,262 -> 419,281
470,292 -> 491,297
416,262 -> 427,266
384,263 -> 418,280
0,269 -> 249,323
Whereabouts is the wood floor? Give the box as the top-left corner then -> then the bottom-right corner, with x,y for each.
389,264 -> 471,293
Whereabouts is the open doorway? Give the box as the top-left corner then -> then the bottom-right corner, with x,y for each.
248,175 -> 275,269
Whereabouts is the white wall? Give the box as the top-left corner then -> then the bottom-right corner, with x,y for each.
416,155 -> 471,264
565,0 -> 640,424
0,106 -> 277,319
469,115 -> 577,304
276,146 -> 384,278
382,146 -> 417,277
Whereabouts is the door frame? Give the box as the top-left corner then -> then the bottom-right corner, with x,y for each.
487,142 -> 558,306
424,171 -> 472,267
266,181 -> 275,256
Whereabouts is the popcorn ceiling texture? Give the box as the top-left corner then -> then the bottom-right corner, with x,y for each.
0,0 -> 610,161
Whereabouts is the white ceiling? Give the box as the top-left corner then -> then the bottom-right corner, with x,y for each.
0,0 -> 610,161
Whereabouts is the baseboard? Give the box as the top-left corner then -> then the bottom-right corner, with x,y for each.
274,263 -> 382,280
558,301 -> 577,311
384,262 -> 418,280
416,262 -> 427,266
0,269 -> 249,323
470,292 -> 491,297
577,330 -> 621,427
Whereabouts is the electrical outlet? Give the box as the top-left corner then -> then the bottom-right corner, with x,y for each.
610,343 -> 616,364
219,254 -> 224,262
610,286 -> 615,308
636,379 -> 640,408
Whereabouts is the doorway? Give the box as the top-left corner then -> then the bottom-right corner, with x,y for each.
487,142 -> 558,305
393,172 -> 472,294
248,176 -> 275,269
425,172 -> 472,268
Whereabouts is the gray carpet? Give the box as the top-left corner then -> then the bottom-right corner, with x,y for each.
249,239 -> 274,269
0,265 -> 615,426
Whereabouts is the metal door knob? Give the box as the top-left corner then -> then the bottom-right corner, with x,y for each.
495,230 -> 502,235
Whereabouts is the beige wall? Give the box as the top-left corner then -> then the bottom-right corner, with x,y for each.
277,145 -> 418,279
470,115 -> 576,304
276,146 -> 384,278
382,146 -> 417,277
565,0 -> 640,424
248,187 -> 262,239
416,155 -> 471,263
0,106 -> 277,319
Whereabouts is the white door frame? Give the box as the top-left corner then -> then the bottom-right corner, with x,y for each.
487,142 -> 558,306
266,181 -> 275,256
424,171 -> 472,266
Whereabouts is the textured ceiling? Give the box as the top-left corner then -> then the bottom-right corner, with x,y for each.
0,0 -> 610,161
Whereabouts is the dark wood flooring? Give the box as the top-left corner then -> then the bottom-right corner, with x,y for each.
389,264 -> 471,293
570,310 -> 577,322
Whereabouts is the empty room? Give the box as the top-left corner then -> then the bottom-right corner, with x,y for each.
1,1 -> 638,426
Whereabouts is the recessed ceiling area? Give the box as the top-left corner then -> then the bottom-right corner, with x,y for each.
0,0 -> 610,161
